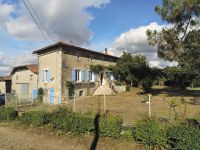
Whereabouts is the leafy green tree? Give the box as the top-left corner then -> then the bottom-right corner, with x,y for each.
147,0 -> 200,69
113,52 -> 150,86
163,65 -> 197,87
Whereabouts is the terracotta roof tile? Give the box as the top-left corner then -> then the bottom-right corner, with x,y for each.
11,64 -> 38,75
0,75 -> 12,81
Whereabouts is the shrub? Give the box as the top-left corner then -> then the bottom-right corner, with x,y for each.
50,108 -> 74,132
20,112 -> 32,125
99,115 -> 122,138
50,108 -> 93,134
142,78 -> 153,93
134,117 -> 167,150
20,111 -> 49,126
70,113 -> 94,134
66,81 -> 75,97
126,85 -> 130,92
0,107 -> 18,121
38,88 -> 44,102
166,125 -> 200,150
122,128 -> 134,141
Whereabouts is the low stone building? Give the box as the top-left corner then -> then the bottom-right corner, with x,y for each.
0,75 -> 11,94
11,65 -> 38,100
33,42 -> 119,104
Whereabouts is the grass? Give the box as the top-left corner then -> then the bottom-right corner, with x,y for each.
14,86 -> 200,125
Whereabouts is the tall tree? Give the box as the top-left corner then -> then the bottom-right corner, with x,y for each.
147,0 -> 200,69
113,52 -> 150,86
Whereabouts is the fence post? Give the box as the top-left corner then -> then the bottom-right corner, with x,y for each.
148,94 -> 151,117
5,93 -> 7,108
104,94 -> 106,114
73,94 -> 76,112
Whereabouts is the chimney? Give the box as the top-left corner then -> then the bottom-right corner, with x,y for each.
105,48 -> 108,54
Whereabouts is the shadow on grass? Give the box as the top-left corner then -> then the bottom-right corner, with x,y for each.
90,113 -> 100,150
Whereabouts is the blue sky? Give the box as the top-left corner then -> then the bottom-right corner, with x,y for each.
88,0 -> 162,49
0,0 -> 177,76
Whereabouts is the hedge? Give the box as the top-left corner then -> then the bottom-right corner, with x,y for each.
0,107 -> 18,121
99,115 -> 122,138
166,125 -> 200,150
20,111 -> 49,126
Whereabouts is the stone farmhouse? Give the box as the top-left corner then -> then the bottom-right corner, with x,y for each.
33,42 -> 119,104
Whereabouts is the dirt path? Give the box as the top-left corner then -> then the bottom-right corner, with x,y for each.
0,125 -> 143,150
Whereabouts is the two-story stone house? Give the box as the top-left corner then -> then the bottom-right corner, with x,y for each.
33,42 -> 119,104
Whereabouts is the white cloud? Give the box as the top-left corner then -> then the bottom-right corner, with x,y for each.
109,22 -> 178,68
0,0 -> 110,44
0,3 -> 14,23
0,51 -> 37,76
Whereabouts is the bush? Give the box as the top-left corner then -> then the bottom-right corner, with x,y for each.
122,128 -> 134,141
99,115 -> 122,138
0,107 -> 18,121
134,117 -> 167,150
20,111 -> 49,126
126,85 -> 130,92
50,108 -> 93,134
38,88 -> 44,102
142,78 -> 153,93
166,125 -> 200,150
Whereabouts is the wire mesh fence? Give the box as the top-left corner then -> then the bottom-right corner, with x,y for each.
5,93 -> 33,110
65,94 -> 200,125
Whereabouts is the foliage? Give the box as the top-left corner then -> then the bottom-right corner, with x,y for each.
134,117 -> 167,150
126,85 -> 131,92
38,88 -> 44,102
99,115 -> 122,138
0,107 -> 18,121
20,111 -> 49,126
113,52 -> 150,86
66,81 -> 75,97
166,125 -> 200,150
147,0 -> 200,69
122,128 -> 134,141
90,64 -> 105,73
163,66 -> 198,87
50,108 -> 94,134
142,78 -> 153,93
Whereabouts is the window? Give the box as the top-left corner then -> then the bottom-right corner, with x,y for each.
42,69 -> 51,83
30,75 -> 33,80
87,71 -> 97,82
16,75 -> 18,80
76,70 -> 81,81
72,69 -> 85,82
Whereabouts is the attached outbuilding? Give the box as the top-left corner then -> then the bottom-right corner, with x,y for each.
0,75 -> 12,94
11,64 -> 38,100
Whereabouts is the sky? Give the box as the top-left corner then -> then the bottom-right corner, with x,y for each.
0,0 -> 177,76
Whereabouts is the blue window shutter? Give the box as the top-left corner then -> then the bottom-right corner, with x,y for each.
82,70 -> 85,81
47,70 -> 51,82
72,69 -> 76,81
87,70 -> 90,81
42,70 -> 44,82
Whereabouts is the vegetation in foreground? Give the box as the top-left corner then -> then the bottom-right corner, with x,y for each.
0,107 -> 199,150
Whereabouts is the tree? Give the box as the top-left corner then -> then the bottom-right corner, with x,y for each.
163,65 -> 198,87
147,0 -> 200,69
113,52 -> 150,86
